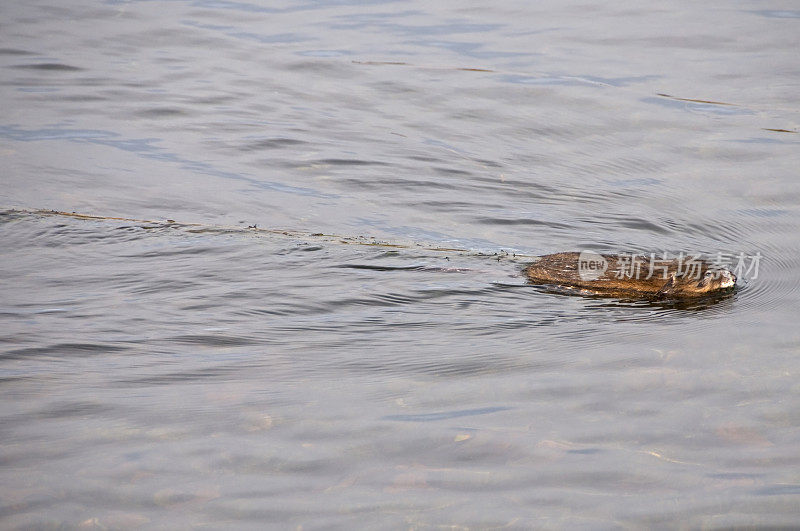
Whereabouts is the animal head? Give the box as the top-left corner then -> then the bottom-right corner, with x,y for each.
657,268 -> 736,297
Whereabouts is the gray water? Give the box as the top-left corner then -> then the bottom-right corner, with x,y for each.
2,1 -> 800,528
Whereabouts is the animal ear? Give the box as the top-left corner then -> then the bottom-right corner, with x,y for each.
656,273 -> 677,297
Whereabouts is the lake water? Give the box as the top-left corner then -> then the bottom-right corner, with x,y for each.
2,0 -> 800,528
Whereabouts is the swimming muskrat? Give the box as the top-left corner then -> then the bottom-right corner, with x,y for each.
12,210 -> 741,300
524,252 -> 736,299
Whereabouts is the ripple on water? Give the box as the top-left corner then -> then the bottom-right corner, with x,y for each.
11,62 -> 83,71
2,343 -> 130,361
1,208 -> 794,363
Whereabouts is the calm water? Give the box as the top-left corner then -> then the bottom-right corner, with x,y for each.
2,0 -> 800,528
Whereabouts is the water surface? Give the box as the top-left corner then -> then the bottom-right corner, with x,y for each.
2,0 -> 800,528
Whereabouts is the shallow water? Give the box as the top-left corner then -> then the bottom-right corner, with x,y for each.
2,0 -> 800,528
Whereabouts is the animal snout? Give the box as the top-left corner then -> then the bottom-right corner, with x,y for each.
719,269 -> 736,288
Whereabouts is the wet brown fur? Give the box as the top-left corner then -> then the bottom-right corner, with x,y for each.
524,252 -> 736,299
